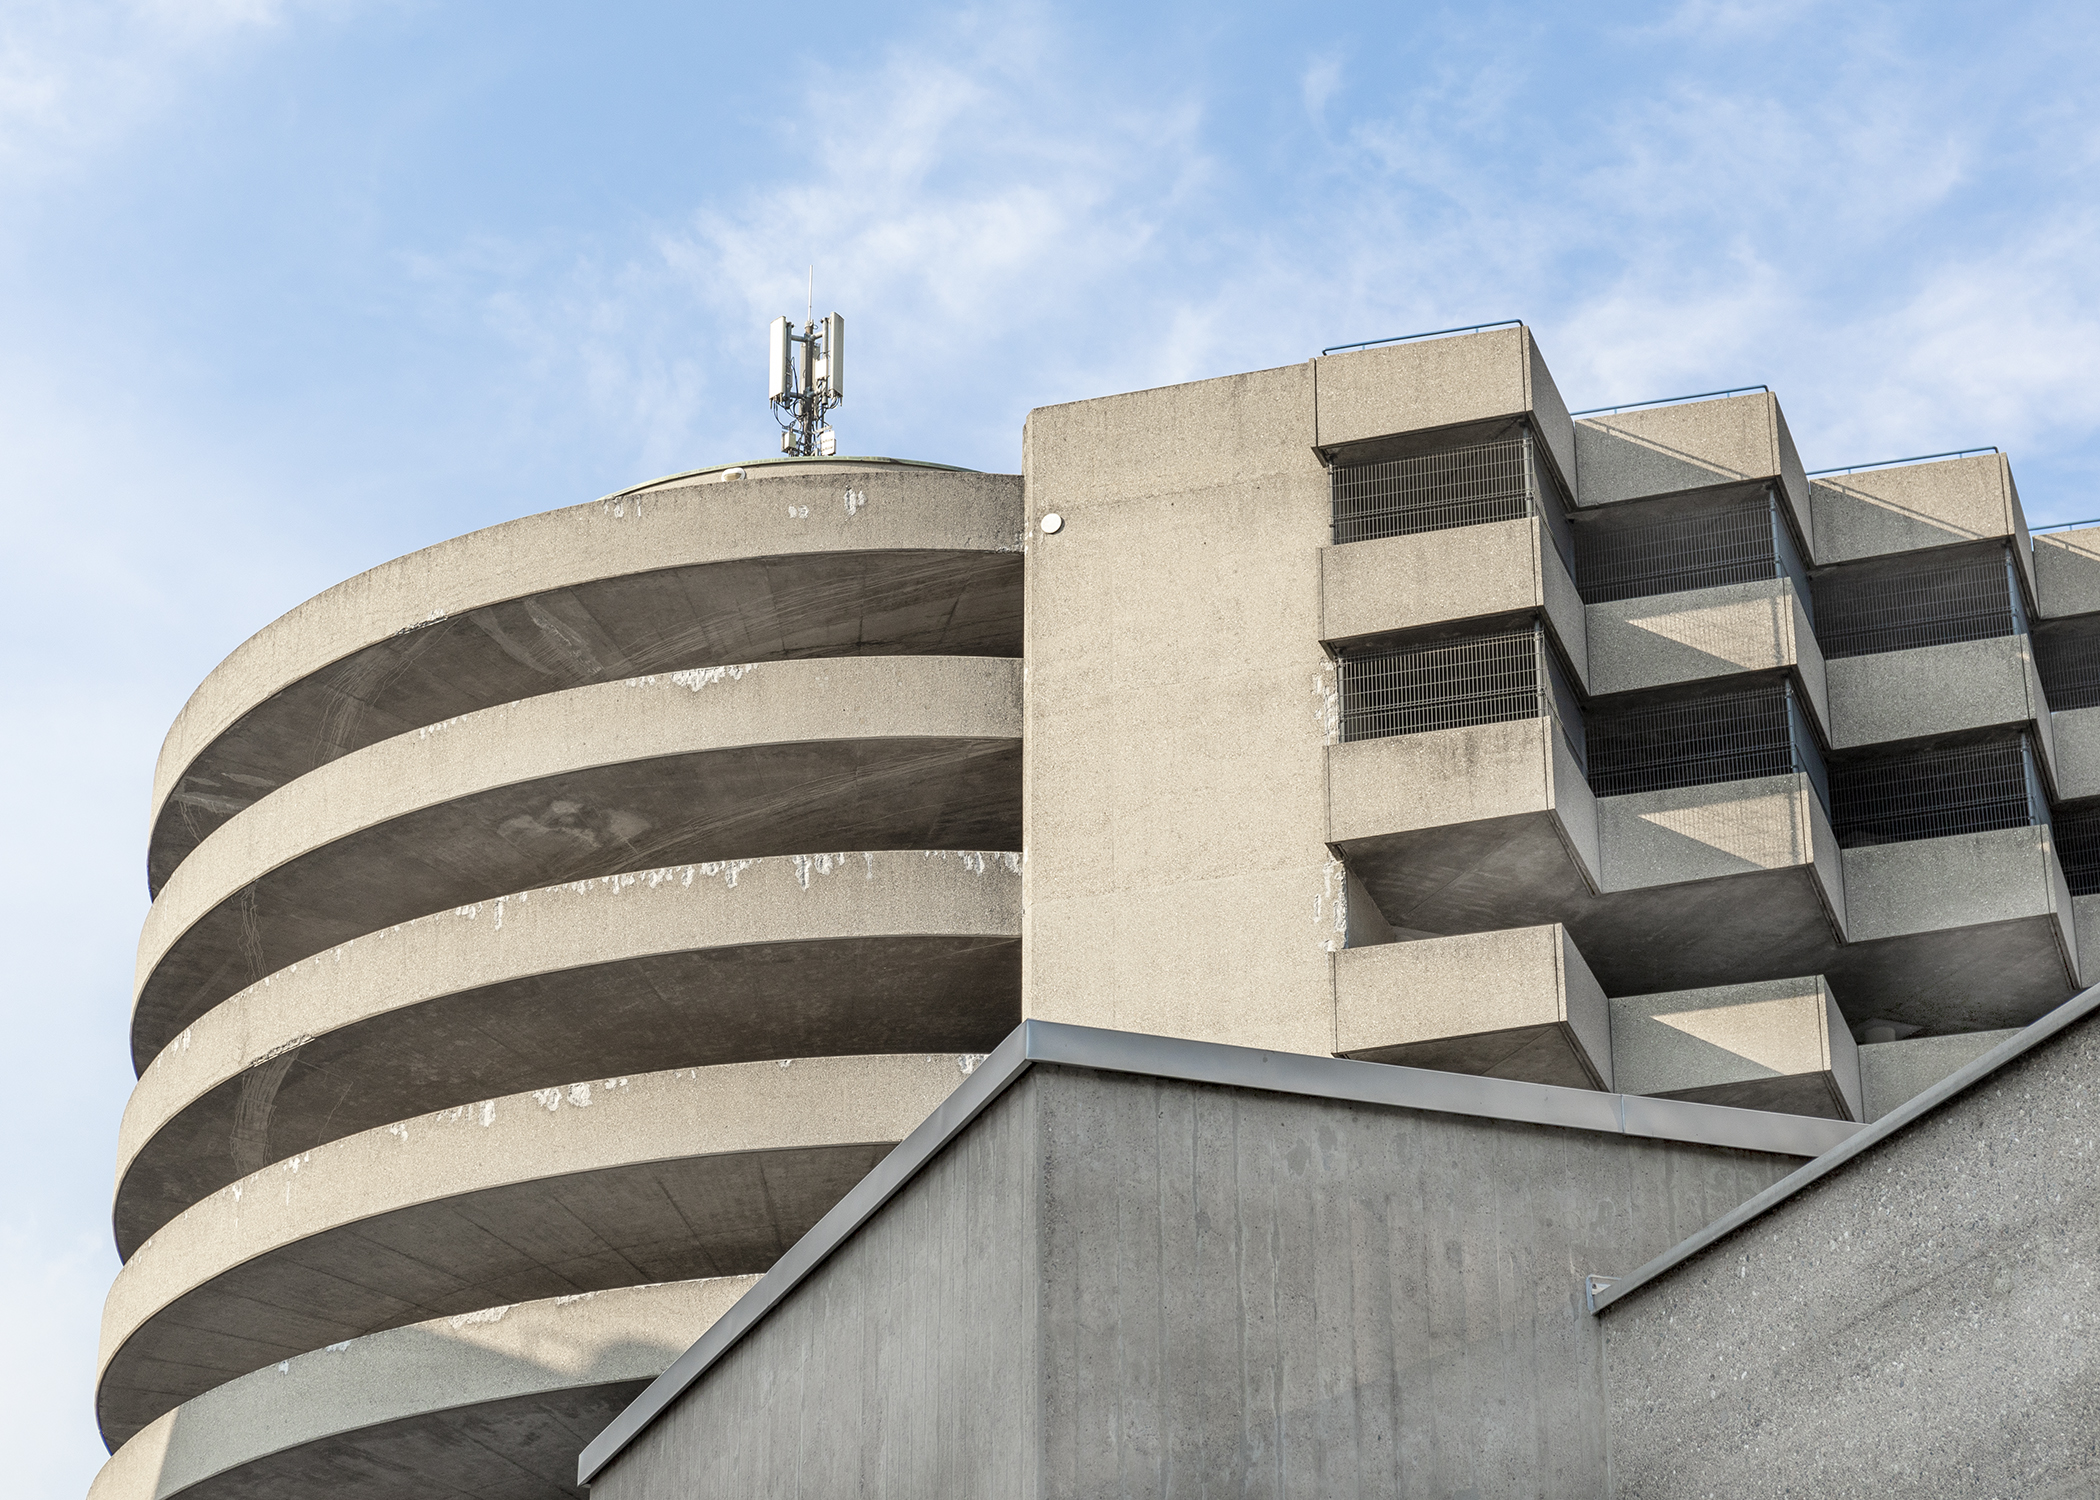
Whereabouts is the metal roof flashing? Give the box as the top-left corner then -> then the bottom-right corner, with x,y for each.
577,1019 -> 1863,1484
1585,984 -> 2100,1317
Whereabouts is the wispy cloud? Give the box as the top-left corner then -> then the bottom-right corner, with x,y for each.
0,0 -> 301,179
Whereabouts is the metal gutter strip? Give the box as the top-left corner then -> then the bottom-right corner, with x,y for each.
1587,983 -> 2100,1316
578,1019 -> 1859,1483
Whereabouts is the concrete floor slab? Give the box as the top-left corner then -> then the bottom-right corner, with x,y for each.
96,1053 -> 970,1447
117,850 -> 1021,1257
1335,924 -> 1611,1089
90,1277 -> 755,1500
149,462 -> 1022,894
132,656 -> 1022,1069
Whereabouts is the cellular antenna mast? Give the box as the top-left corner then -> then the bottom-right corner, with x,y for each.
768,274 -> 844,457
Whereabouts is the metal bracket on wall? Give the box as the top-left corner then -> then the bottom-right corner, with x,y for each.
1584,1275 -> 1621,1313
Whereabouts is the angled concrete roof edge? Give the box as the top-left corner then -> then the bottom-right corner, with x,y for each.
1587,983 -> 2100,1317
577,1019 -> 1862,1484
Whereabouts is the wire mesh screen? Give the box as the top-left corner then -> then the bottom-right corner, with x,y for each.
1829,735 -> 2047,848
1813,545 -> 2024,660
1330,438 -> 1529,545
1339,628 -> 1577,753
1585,681 -> 1819,799
2054,804 -> 2100,896
2035,624 -> 2100,711
1573,491 -> 1794,605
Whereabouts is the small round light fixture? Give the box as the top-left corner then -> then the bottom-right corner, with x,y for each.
1040,513 -> 1064,534
722,467 -> 747,481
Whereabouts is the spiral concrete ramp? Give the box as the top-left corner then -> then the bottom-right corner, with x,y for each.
95,459 -> 1022,1498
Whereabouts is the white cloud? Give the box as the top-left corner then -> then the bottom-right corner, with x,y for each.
0,0 -> 298,179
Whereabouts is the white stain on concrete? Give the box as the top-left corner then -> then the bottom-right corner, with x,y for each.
449,1305 -> 511,1330
844,488 -> 867,516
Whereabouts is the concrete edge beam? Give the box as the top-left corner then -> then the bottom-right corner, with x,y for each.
1319,517 -> 1589,689
97,1053 -> 973,1442
90,1275 -> 757,1500
1808,452 -> 2033,600
116,851 -> 1022,1251
150,466 -> 1024,850
1310,325 -> 1576,489
1584,577 -> 1826,732
1335,923 -> 1612,1090
1573,392 -> 1809,551
133,656 -> 1024,1064
1609,975 -> 1862,1122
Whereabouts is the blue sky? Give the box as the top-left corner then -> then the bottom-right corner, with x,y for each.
5,0 -> 2098,1488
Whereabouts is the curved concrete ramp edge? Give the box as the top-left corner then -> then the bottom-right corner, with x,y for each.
91,1276 -> 756,1500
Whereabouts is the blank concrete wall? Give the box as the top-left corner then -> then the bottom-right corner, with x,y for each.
1600,1013 -> 2100,1496
588,1074 -> 1041,1500
596,1067 -> 1800,1498
1032,1068 -> 1794,1498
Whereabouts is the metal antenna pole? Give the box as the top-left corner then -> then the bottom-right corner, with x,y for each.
767,280 -> 843,459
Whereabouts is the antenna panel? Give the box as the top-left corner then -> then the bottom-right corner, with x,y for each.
768,317 -> 792,400
824,313 -> 844,399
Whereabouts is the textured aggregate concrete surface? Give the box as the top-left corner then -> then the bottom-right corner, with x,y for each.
1610,975 -> 1860,1121
1810,451 -> 2032,588
115,850 -> 1020,1256
591,1065 -> 1799,1499
1335,922 -> 1612,1089
91,1276 -> 754,1500
1583,578 -> 1825,724
1601,1009 -> 2100,1497
97,1052 -> 972,1445
132,655 -> 1023,1067
149,461 -> 1023,893
1573,390 -> 1810,544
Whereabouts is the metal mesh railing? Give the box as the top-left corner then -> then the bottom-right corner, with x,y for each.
1573,490 -> 1804,606
1813,544 -> 2027,660
1329,428 -> 1575,576
2035,623 -> 2100,712
1331,439 -> 1528,544
1829,735 -> 2048,848
2053,804 -> 2100,896
1339,625 -> 1584,768
1585,681 -> 1825,803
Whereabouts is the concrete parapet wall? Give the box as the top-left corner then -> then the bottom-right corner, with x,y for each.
1573,392 -> 1810,549
90,1276 -> 755,1500
1609,975 -> 1861,1121
2053,704 -> 2100,801
1335,924 -> 1611,1089
1319,516 -> 1588,685
96,1052 -> 970,1447
1585,578 -> 1825,729
1598,773 -> 1833,901
1826,633 -> 2053,771
1809,452 -> 2033,597
1312,325 -> 1576,487
132,656 -> 1023,1068
149,463 -> 1023,893
115,850 -> 1021,1256
2035,524 -> 2100,617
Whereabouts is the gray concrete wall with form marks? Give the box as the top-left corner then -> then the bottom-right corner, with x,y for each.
592,1064 -> 1800,1500
1599,1007 -> 2100,1497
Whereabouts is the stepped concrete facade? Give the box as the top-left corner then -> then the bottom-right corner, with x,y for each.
97,329 -> 2100,1497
